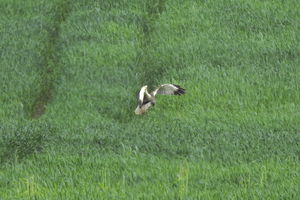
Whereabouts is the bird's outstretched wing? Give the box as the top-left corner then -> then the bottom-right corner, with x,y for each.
152,84 -> 185,96
137,85 -> 147,107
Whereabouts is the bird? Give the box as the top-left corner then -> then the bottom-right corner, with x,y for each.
134,84 -> 186,115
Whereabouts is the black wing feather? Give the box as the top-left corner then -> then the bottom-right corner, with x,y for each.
172,84 -> 186,95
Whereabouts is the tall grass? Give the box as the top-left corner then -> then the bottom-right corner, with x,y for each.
1,0 -> 300,199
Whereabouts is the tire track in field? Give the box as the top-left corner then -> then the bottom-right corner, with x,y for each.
98,0 -> 167,123
137,0 -> 167,88
30,0 -> 71,119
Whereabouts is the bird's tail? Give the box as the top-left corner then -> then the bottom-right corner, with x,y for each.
134,106 -> 143,115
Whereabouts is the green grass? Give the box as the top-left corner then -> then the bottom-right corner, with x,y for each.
1,153 -> 299,199
1,0 -> 300,199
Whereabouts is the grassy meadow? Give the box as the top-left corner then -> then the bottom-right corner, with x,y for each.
1,0 -> 300,199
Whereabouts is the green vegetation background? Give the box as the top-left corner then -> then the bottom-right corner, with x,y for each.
0,0 -> 299,199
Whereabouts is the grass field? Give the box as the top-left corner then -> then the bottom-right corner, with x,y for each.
1,0 -> 300,199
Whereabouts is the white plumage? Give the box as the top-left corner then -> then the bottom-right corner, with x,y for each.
134,84 -> 186,115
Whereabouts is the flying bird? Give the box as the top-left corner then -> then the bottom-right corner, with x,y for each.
134,84 -> 186,115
